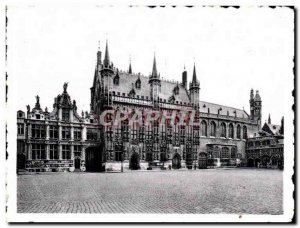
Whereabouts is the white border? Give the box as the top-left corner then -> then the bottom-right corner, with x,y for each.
2,1 -> 295,224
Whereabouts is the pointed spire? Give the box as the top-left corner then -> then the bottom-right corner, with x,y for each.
128,56 -> 132,74
192,63 -> 197,83
103,40 -> 110,67
268,113 -> 271,124
97,41 -> 102,66
152,53 -> 158,78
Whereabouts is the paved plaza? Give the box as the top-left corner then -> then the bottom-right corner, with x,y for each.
17,169 -> 283,214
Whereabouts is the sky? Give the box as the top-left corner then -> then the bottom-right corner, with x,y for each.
7,6 -> 294,125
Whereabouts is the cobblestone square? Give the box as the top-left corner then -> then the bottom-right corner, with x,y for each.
17,169 -> 283,214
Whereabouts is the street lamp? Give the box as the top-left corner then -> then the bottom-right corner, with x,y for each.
121,148 -> 124,173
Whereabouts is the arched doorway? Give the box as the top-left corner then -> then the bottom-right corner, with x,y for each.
74,157 -> 81,170
172,153 -> 181,169
261,155 -> 270,167
247,158 -> 254,167
130,152 -> 140,170
198,152 -> 207,169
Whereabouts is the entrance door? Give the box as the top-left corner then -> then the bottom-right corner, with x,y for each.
172,153 -> 181,169
198,153 -> 207,169
17,154 -> 26,170
75,157 -> 81,170
247,158 -> 254,167
130,152 -> 140,170
85,147 -> 104,172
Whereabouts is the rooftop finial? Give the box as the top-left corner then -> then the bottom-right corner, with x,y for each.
152,53 -> 158,78
268,113 -> 271,124
63,82 -> 68,93
192,62 -> 197,83
128,54 -> 132,74
103,39 -> 110,67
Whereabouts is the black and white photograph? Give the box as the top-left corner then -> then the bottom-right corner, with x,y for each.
4,3 -> 294,223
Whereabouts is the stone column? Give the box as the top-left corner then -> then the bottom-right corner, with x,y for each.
70,109 -> 74,122
70,125 -> 74,141
46,123 -> 50,140
58,124 -> 62,140
81,146 -> 85,160
46,144 -> 50,160
27,144 -> 32,160
71,145 -> 74,159
58,108 -> 62,121
28,124 -> 32,139
82,125 -> 87,141
59,144 -> 62,160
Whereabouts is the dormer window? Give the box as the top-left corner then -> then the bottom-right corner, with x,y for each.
36,114 -> 40,119
173,85 -> 179,95
113,75 -> 119,85
135,77 -> 141,89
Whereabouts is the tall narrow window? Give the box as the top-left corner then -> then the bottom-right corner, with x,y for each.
210,121 -> 216,137
62,108 -> 69,121
17,124 -> 24,135
31,124 -> 45,139
201,121 -> 207,136
237,125 -> 241,139
49,145 -> 59,160
243,126 -> 248,139
62,127 -> 71,140
49,125 -> 58,139
32,144 -> 46,160
229,123 -> 234,138
62,145 -> 71,159
220,122 -> 226,138
74,127 -> 82,141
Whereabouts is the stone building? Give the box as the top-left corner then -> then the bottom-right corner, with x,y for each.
17,84 -> 101,172
89,42 -> 261,171
246,115 -> 284,169
17,41 -> 263,172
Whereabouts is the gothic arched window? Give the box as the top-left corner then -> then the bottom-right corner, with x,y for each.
210,121 -> 216,137
243,126 -> 248,139
220,122 -> 226,138
237,124 -> 241,139
201,121 -> 207,136
229,123 -> 234,138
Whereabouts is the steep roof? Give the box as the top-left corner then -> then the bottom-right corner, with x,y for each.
111,71 -> 190,103
199,101 -> 249,119
262,123 -> 281,135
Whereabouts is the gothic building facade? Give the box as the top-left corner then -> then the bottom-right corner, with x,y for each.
17,42 -> 263,172
246,115 -> 284,169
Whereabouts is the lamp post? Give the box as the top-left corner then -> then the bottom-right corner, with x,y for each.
121,147 -> 124,173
